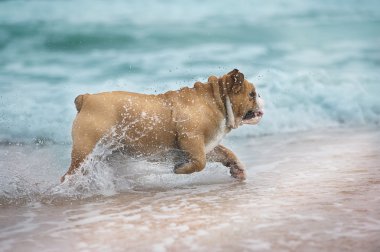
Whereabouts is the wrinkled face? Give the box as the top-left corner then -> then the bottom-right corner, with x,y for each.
223,69 -> 264,127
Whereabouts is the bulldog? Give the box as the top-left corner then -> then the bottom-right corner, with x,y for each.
61,69 -> 264,182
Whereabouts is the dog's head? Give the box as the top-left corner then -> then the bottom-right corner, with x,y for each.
219,69 -> 264,128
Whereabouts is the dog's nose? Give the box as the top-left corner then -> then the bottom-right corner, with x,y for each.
257,111 -> 264,117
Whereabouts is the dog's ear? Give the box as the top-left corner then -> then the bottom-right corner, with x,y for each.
227,69 -> 244,94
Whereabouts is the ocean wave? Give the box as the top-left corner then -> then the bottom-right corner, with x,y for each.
232,69 -> 380,137
1,0 -> 379,142
0,68 -> 379,143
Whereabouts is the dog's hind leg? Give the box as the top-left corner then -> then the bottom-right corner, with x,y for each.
60,136 -> 98,182
207,145 -> 246,180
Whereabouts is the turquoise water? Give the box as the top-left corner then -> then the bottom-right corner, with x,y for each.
0,0 -> 379,142
1,0 -> 380,203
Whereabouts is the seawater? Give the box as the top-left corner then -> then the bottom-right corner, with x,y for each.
0,0 -> 379,202
0,0 -> 379,142
0,0 -> 380,197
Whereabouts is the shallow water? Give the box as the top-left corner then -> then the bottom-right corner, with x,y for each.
1,127 -> 379,251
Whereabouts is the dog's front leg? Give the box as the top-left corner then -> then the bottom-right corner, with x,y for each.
174,135 -> 206,174
207,145 -> 246,180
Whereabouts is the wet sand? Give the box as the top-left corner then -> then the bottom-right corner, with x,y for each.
1,127 -> 380,251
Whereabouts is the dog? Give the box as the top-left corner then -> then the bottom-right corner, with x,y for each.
61,69 -> 264,182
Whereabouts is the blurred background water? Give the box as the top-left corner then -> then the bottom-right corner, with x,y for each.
1,2 -> 380,251
0,0 -> 379,143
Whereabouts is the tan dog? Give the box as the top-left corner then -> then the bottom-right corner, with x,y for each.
61,69 -> 264,182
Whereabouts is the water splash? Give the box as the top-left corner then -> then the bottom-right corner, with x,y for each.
0,123 -> 233,205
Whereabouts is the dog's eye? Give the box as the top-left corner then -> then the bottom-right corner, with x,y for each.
249,91 -> 256,99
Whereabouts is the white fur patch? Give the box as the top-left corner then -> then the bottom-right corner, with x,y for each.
257,95 -> 264,111
205,119 -> 227,153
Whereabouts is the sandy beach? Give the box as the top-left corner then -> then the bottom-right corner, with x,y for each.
1,127 -> 379,251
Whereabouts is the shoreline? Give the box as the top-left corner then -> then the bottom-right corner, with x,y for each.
0,126 -> 380,251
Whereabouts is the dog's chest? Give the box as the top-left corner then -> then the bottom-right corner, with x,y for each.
205,120 -> 228,153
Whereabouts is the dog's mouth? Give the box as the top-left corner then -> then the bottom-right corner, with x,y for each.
243,110 -> 263,120
242,110 -> 264,124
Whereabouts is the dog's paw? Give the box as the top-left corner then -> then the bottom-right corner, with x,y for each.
229,162 -> 246,180
174,163 -> 189,174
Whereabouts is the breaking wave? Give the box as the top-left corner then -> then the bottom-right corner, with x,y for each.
1,69 -> 379,142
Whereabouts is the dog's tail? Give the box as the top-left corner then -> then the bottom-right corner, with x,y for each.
74,94 -> 88,112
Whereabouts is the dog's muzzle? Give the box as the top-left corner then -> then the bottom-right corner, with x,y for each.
242,95 -> 264,125
242,110 -> 264,125
243,110 -> 264,120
